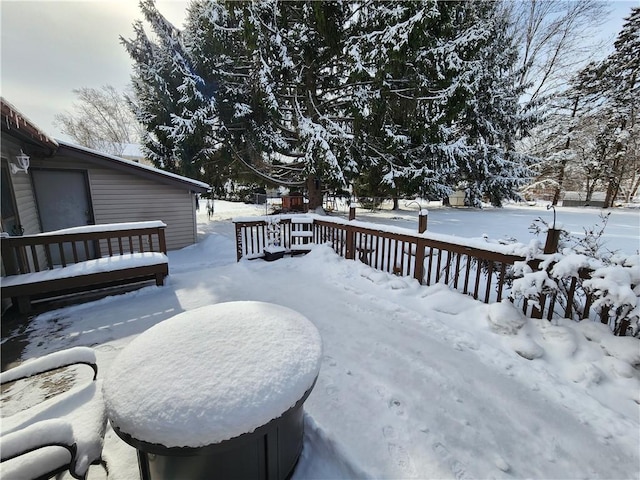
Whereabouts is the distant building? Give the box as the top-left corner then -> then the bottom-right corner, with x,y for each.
562,191 -> 606,208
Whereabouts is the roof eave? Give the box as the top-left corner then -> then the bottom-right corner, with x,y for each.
57,143 -> 210,194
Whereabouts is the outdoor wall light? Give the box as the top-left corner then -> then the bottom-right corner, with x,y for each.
10,150 -> 30,174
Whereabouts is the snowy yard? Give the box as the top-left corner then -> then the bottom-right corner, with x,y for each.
1,201 -> 639,479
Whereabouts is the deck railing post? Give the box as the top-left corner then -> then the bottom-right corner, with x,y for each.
418,212 -> 428,233
345,226 -> 355,260
1,235 -> 20,275
235,223 -> 243,262
544,228 -> 562,254
413,238 -> 425,284
158,226 -> 167,254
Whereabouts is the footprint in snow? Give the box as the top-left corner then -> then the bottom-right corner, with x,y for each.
388,443 -> 416,475
432,441 -> 471,480
94,344 -> 118,352
325,384 -> 339,398
382,425 -> 396,439
323,355 -> 337,367
389,398 -> 407,418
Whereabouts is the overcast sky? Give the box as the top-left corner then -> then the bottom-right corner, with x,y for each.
0,0 -> 636,143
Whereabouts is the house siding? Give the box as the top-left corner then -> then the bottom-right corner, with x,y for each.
29,155 -> 197,250
1,139 -> 42,236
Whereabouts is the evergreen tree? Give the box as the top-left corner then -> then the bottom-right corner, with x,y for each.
122,0 -> 234,190
351,1 -> 531,206
239,0 -> 356,208
446,1 -> 533,206
124,0 -> 534,207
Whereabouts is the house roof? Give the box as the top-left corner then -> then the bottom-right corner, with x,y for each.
57,141 -> 210,193
1,97 -> 210,194
1,97 -> 58,154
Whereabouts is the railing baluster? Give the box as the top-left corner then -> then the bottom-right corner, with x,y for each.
453,253 -> 461,289
473,259 -> 482,299
496,263 -> 506,302
30,245 -> 40,272
547,293 -> 557,321
444,250 -> 451,284
463,254 -> 471,294
565,277 -> 577,319
44,244 -> 53,269
58,243 -> 67,267
583,292 -> 594,319
484,261 -> 494,303
426,247 -> 434,286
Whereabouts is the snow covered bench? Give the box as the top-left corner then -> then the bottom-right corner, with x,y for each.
0,347 -> 106,480
1,221 -> 168,314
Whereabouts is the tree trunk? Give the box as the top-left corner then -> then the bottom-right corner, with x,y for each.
392,197 -> 399,210
603,177 -> 619,209
628,174 -> 640,202
306,177 -> 323,211
553,97 -> 580,206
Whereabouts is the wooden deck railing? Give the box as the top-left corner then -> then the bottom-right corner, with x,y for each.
2,222 -> 167,275
1,222 -> 169,313
234,215 -> 614,327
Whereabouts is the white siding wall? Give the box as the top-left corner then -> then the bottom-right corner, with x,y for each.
90,168 -> 196,250
1,139 -> 42,236
29,156 -> 198,251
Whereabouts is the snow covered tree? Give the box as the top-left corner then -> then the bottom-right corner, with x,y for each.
54,85 -> 143,156
124,0 -> 536,207
509,0 -> 609,107
453,1 -> 534,206
237,1 -> 357,208
122,0 -> 237,190
565,7 -> 640,208
350,1 -> 531,206
600,7 -> 639,206
525,6 -> 639,207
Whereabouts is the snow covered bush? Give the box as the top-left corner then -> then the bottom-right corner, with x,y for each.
510,216 -> 639,336
510,261 -> 559,311
583,256 -> 640,336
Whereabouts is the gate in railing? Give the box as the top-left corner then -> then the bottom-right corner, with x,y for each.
234,215 -> 612,328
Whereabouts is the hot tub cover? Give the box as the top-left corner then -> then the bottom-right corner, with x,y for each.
103,301 -> 322,448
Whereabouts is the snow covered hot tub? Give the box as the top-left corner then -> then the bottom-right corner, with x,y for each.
103,301 -> 322,480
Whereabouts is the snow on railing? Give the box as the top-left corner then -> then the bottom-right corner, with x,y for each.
233,214 -> 637,336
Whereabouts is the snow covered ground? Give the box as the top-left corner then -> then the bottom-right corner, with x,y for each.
1,201 -> 639,479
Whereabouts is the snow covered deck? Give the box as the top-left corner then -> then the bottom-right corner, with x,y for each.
1,222 -> 169,314
2,201 -> 638,479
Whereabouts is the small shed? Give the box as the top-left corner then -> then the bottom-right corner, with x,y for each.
281,192 -> 307,213
1,97 -> 210,251
448,190 -> 466,207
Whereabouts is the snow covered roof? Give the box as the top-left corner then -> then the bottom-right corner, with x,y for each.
0,98 -> 208,193
1,97 -> 58,153
56,140 -> 210,193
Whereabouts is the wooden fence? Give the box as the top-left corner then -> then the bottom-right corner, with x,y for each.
234,214 -> 623,331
